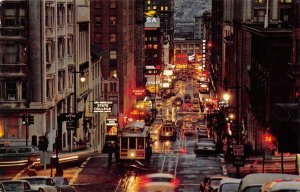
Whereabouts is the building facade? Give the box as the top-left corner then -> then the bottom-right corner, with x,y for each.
0,0 -> 92,151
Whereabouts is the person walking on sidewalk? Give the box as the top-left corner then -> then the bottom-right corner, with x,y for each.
107,141 -> 113,167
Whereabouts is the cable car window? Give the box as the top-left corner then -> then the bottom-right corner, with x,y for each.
137,138 -> 144,149
129,138 -> 136,149
121,138 -> 128,149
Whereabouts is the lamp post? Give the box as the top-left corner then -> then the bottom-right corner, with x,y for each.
72,68 -> 85,141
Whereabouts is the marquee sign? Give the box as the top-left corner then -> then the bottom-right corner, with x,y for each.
133,89 -> 145,96
93,101 -> 113,112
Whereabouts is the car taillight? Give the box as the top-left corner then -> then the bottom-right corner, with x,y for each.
139,176 -> 151,186
173,178 -> 180,186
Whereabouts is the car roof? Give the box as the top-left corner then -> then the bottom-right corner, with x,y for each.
270,180 -> 300,191
0,180 -> 29,183
239,173 -> 300,192
21,176 -> 52,179
219,178 -> 241,185
146,173 -> 174,179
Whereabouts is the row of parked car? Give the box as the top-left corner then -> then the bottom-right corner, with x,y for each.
0,176 -> 76,192
201,173 -> 300,192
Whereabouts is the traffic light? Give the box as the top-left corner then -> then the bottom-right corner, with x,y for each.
22,114 -> 28,125
29,115 -> 34,125
38,136 -> 49,151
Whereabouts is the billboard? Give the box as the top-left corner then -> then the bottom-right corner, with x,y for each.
175,53 -> 188,65
145,17 -> 160,28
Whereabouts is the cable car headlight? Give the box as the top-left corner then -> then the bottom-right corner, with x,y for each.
130,152 -> 136,157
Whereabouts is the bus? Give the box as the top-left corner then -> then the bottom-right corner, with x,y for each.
119,121 -> 152,162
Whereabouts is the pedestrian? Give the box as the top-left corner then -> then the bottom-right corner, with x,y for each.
73,134 -> 78,151
107,141 -> 113,167
114,142 -> 120,163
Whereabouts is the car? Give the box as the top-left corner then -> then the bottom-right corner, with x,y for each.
52,177 -> 77,192
0,146 -> 40,163
138,173 -> 180,192
21,176 -> 57,192
194,141 -> 216,156
182,122 -> 194,136
238,173 -> 300,192
217,178 -> 241,192
199,83 -> 210,94
0,180 -> 37,192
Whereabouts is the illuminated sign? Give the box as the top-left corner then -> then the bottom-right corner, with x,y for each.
93,101 -> 113,112
106,118 -> 118,126
163,70 -> 173,76
188,53 -> 195,63
132,89 -> 145,96
175,53 -> 188,65
145,17 -> 160,28
162,82 -> 170,88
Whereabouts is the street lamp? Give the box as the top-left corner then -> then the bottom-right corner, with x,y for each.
73,69 -> 86,135
223,93 -> 231,102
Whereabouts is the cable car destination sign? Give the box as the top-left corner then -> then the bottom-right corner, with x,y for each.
93,101 -> 113,112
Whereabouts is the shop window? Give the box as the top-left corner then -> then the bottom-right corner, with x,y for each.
8,117 -> 18,138
0,117 -> 4,137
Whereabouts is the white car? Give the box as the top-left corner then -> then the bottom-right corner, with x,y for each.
138,173 -> 180,192
261,179 -> 300,192
194,139 -> 216,156
21,176 -> 57,192
218,178 -> 241,192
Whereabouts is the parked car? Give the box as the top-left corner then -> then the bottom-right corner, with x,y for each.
138,173 -> 180,192
21,176 -> 57,192
217,178 -> 241,192
0,146 -> 40,163
0,180 -> 38,192
238,173 -> 300,192
52,177 -> 76,192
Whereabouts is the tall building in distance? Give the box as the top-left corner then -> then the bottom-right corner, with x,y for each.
0,0 -> 92,151
90,0 -> 143,127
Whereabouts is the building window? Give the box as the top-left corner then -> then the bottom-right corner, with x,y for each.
67,4 -> 74,24
164,6 -> 169,11
4,8 -> 16,26
58,70 -> 65,92
95,16 -> 102,27
95,33 -> 101,44
109,33 -> 117,43
109,0 -> 117,8
21,81 -> 27,100
6,81 -> 17,100
280,0 -> 292,3
109,16 -> 117,27
46,79 -> 53,99
58,37 -> 65,59
46,3 -> 55,27
46,41 -> 54,63
110,50 -> 117,60
67,35 -> 73,55
57,3 -> 65,26
4,44 -> 18,64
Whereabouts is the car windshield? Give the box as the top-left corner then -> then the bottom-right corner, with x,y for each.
244,186 -> 261,192
2,182 -> 23,191
24,178 -> 46,185
220,183 -> 240,192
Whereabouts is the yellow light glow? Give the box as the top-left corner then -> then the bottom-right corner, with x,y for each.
223,93 -> 231,101
130,152 -> 135,157
229,114 -> 235,119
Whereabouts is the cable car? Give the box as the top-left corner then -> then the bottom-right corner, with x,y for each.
119,121 -> 152,162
